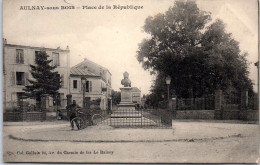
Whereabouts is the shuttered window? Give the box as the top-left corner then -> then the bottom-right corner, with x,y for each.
89,81 -> 92,92
35,51 -> 40,63
85,81 -> 89,92
52,52 -> 59,66
61,74 -> 64,87
16,49 -> 24,64
16,72 -> 25,85
10,72 -> 15,86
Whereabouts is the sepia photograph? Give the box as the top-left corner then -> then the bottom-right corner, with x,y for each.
2,0 -> 259,163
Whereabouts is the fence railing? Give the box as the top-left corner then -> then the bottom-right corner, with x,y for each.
177,95 -> 215,110
4,101 -> 41,112
223,93 -> 241,105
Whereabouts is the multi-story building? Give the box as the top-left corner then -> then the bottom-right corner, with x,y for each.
69,58 -> 112,110
3,39 -> 70,112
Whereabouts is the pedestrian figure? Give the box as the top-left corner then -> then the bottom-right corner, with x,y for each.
67,100 -> 81,130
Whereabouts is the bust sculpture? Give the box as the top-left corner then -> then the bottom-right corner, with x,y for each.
121,72 -> 131,87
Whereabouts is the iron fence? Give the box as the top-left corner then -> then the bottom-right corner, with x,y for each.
177,95 -> 215,110
89,108 -> 172,128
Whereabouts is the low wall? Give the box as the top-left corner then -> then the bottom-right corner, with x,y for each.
222,110 -> 240,120
175,109 -> 258,121
4,112 -> 46,121
246,110 -> 259,121
176,110 -> 214,120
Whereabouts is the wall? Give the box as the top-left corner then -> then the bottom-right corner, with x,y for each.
4,112 -> 45,121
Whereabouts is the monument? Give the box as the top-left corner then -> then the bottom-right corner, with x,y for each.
109,72 -> 158,127
118,72 -> 135,110
111,72 -> 141,120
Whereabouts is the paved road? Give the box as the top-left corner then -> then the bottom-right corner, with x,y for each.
3,120 -> 259,163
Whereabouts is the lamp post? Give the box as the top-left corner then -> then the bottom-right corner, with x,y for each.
165,76 -> 171,101
81,77 -> 86,108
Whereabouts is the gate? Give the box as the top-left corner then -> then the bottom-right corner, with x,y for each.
96,108 -> 172,128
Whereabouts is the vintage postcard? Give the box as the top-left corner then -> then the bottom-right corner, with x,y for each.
2,0 -> 259,163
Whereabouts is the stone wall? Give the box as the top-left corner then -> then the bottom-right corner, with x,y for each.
246,110 -> 259,121
4,112 -> 45,121
222,110 -> 240,120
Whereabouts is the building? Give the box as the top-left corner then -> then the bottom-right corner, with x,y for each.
131,87 -> 141,108
69,58 -> 112,110
3,39 -> 70,112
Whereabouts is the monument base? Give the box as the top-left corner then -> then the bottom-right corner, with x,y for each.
111,103 -> 141,118
117,103 -> 136,110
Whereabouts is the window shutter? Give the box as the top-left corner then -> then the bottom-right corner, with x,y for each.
90,81 -> 92,92
21,51 -> 24,64
10,72 -> 15,86
25,72 -> 29,85
61,74 -> 64,87
79,80 -> 82,92
21,73 -> 25,85
16,51 -> 19,63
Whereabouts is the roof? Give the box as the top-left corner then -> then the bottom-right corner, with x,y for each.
70,66 -> 98,76
4,43 -> 70,52
132,87 -> 141,92
71,58 -> 112,76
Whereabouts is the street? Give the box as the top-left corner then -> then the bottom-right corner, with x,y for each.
3,120 -> 259,163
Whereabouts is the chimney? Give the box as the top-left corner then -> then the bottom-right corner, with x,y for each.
3,38 -> 7,44
66,45 -> 70,50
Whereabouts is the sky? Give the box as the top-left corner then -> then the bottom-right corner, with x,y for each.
3,0 -> 258,94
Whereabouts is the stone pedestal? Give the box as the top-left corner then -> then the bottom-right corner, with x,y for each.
111,87 -> 140,118
40,94 -> 48,121
118,87 -> 135,110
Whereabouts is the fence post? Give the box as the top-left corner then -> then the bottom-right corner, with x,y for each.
171,96 -> 177,119
214,90 -> 223,120
41,94 -> 48,121
239,90 -> 248,120
254,93 -> 259,110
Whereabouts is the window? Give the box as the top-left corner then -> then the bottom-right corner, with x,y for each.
52,52 -> 59,66
35,51 -> 40,63
16,49 -> 24,64
56,74 -> 64,87
85,81 -> 92,92
73,80 -> 77,89
16,72 -> 25,85
85,81 -> 89,92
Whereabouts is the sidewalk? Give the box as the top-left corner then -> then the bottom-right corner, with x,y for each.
5,120 -> 258,143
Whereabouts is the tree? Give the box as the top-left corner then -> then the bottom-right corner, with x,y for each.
24,50 -> 61,101
137,1 -> 253,98
111,90 -> 121,105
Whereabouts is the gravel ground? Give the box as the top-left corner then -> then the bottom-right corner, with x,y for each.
3,120 -> 259,163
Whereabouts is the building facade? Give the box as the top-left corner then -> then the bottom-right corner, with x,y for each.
3,39 -> 70,112
69,58 -> 112,110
